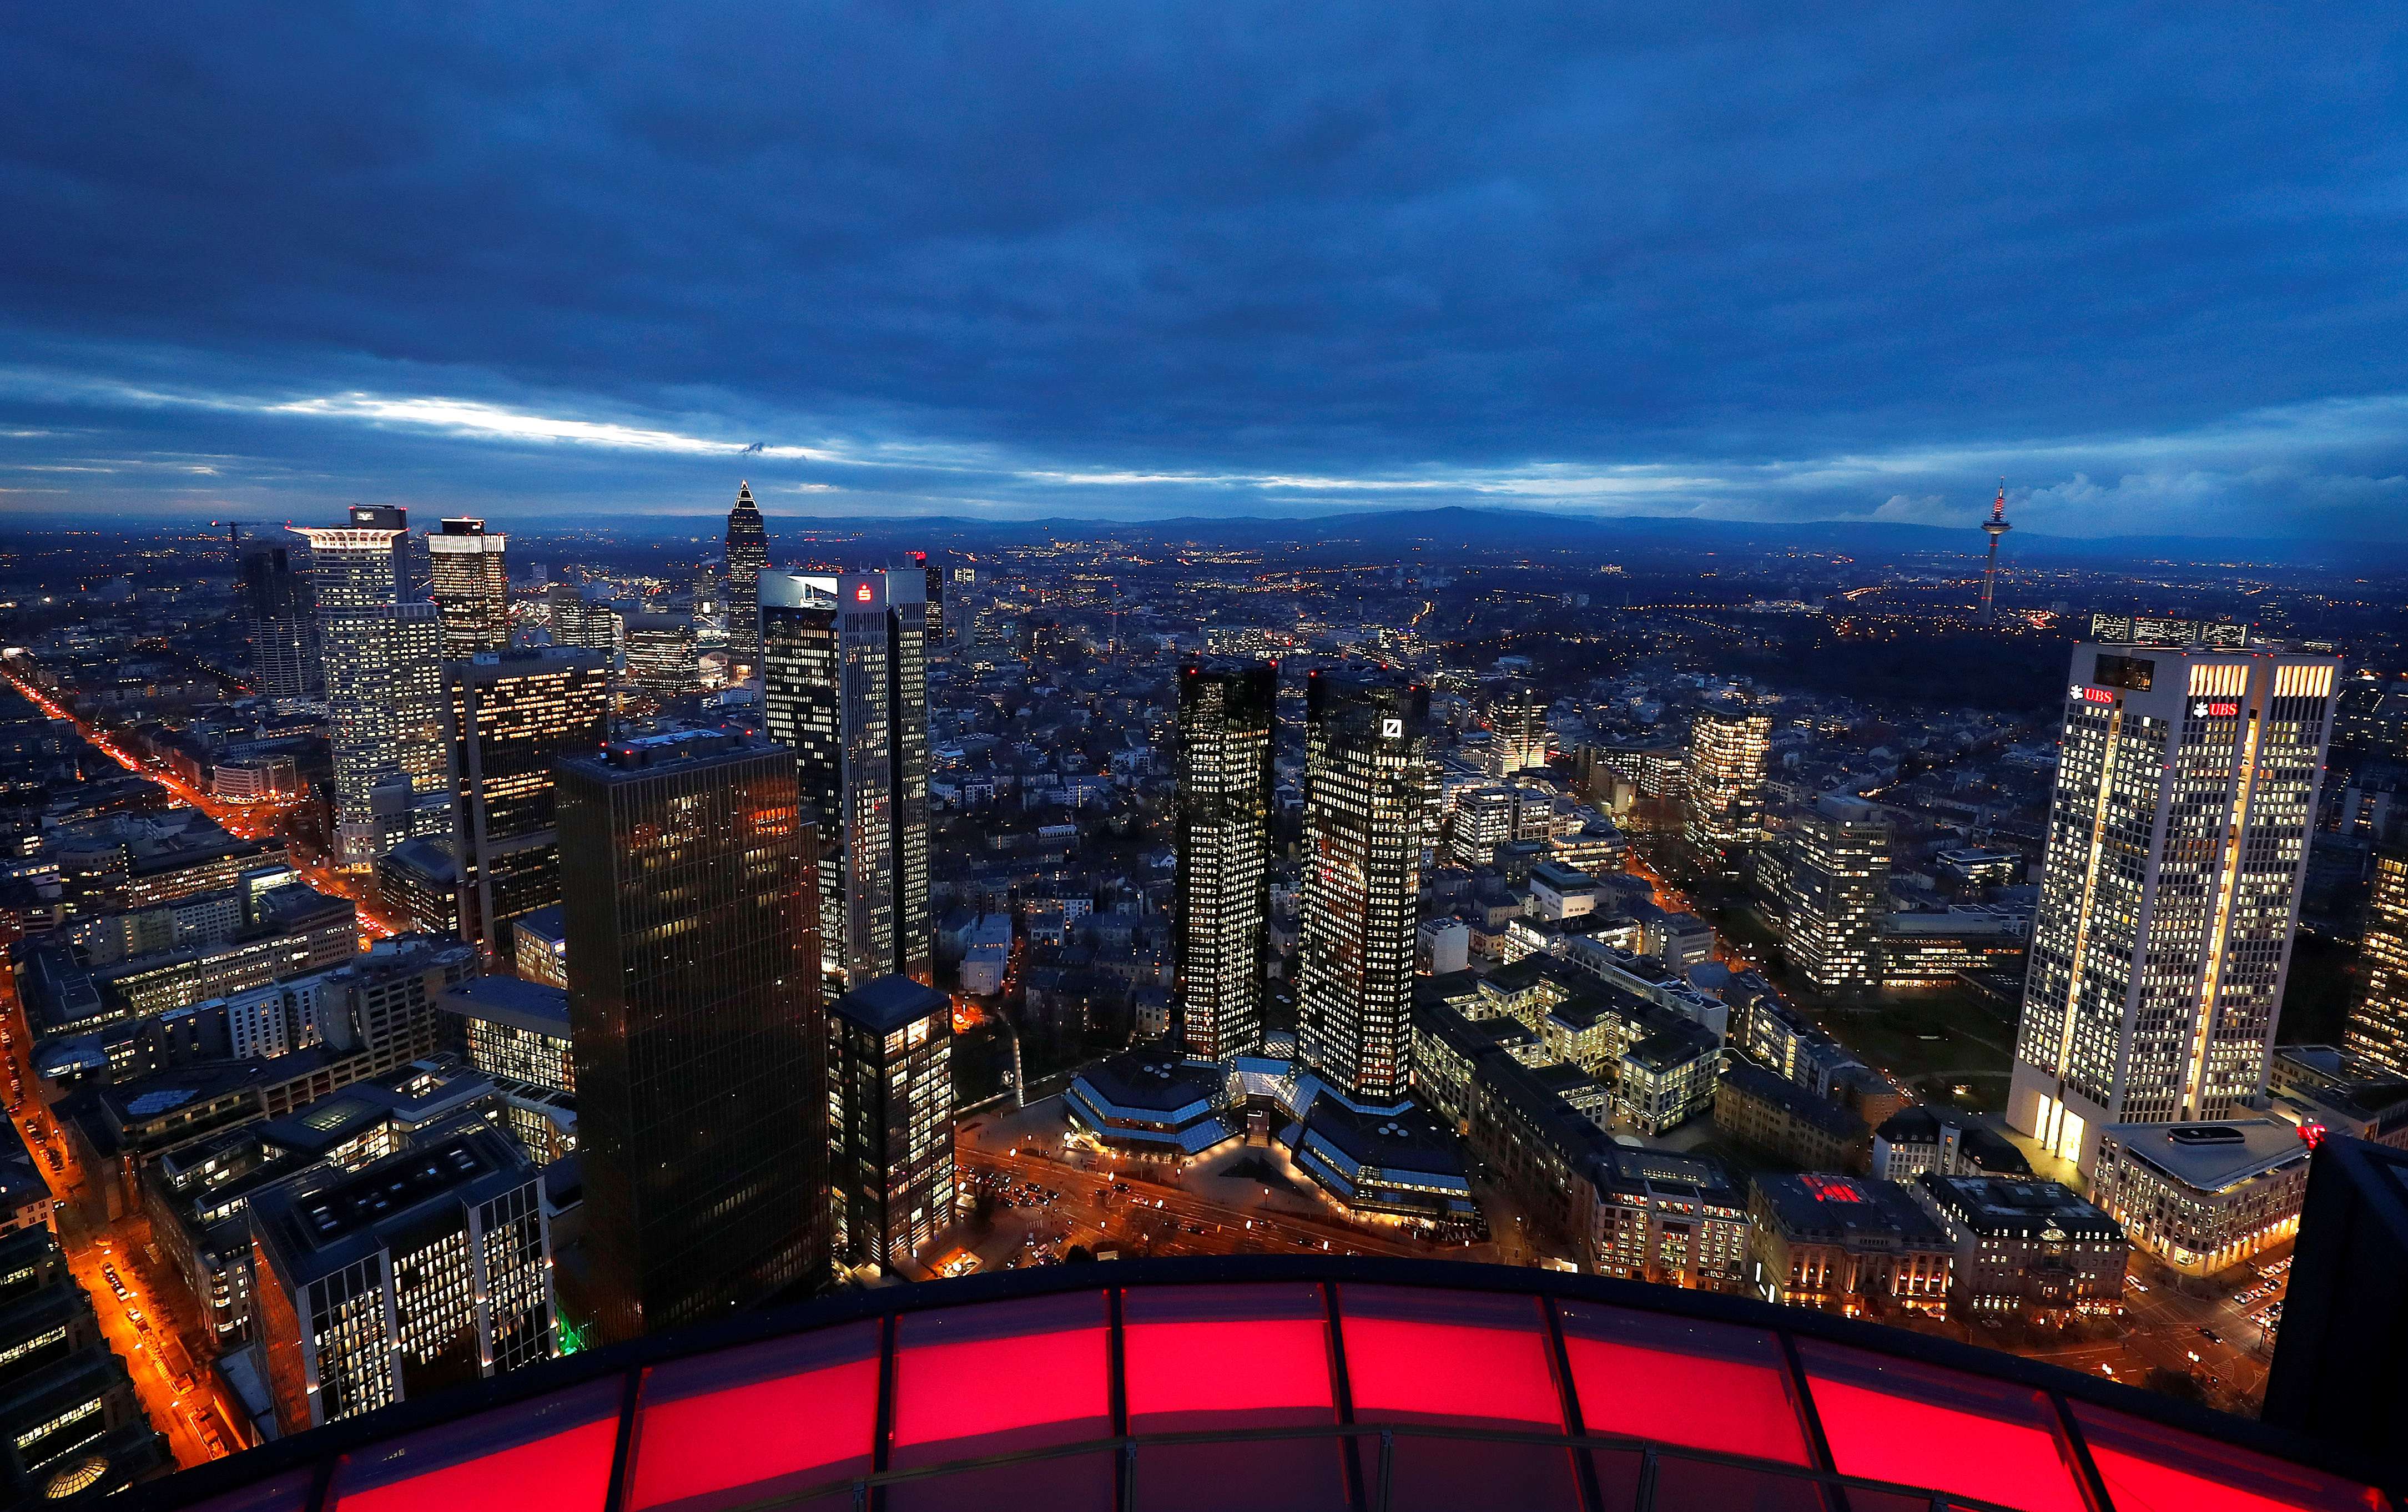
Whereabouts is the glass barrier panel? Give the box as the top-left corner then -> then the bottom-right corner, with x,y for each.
1555,1301 -> 1812,1466
627,1320 -> 881,1512
1798,1340 -> 2088,1512
329,1379 -> 623,1512
2070,1400 -> 2388,1512
1340,1288 -> 1578,1512
1122,1282 -> 1344,1512
885,1294 -> 1115,1512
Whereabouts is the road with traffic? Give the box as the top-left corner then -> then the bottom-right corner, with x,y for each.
1,968 -> 240,1468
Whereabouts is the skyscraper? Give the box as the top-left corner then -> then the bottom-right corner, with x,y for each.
758,568 -> 931,987
297,507 -> 448,867
827,975 -> 955,1272
724,481 -> 768,669
557,730 -> 824,1341
444,647 -> 610,958
1484,681 -> 1548,777
2009,639 -> 2340,1171
426,516 -> 510,657
2343,842 -> 2408,1077
1174,660 -> 1275,1061
1298,669 -> 1430,1106
1683,701 -> 1771,876
239,540 -> 321,698
1780,795 -> 1891,994
910,550 -> 945,649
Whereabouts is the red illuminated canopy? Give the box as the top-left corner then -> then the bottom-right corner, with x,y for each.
123,1259 -> 2390,1512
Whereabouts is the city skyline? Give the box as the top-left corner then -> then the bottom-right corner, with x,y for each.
5,7 -> 2406,1500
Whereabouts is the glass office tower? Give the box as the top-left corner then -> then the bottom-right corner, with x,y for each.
557,729 -> 825,1341
758,568 -> 931,988
1174,659 -> 1276,1061
1298,669 -> 1431,1106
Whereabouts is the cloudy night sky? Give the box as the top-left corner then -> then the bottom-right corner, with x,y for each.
3,6 -> 2404,538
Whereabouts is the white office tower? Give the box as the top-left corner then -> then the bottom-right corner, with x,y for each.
2009,641 -> 2340,1172
758,568 -> 931,987
328,604 -> 449,866
296,507 -> 448,868
1781,794 -> 1891,994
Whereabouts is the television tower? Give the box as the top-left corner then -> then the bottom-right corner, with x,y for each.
1977,480 -> 2011,626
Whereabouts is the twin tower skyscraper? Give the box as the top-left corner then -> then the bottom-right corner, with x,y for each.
1176,661 -> 1432,1108
722,483 -> 933,989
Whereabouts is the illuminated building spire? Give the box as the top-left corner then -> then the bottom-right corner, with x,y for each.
1977,480 -> 2012,626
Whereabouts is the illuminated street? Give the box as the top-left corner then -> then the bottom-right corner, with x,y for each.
0,661 -> 406,940
1,966 -> 240,1469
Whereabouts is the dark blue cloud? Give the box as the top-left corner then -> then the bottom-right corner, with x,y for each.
2,3 -> 2404,535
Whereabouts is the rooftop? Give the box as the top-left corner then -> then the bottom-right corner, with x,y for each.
437,975 -> 571,1037
829,974 -> 950,1035
2103,1119 -> 2313,1192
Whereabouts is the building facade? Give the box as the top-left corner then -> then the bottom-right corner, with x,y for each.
1910,1173 -> 2128,1321
443,648 -> 611,959
557,730 -> 825,1341
426,517 -> 510,658
1297,671 -> 1430,1107
1682,703 -> 1771,876
621,612 -> 697,693
239,540 -> 320,699
2087,1119 -> 2310,1276
1173,660 -> 1275,1061
2010,642 -> 2340,1172
1585,1146 -> 1750,1292
249,1120 -> 552,1434
1747,1173 -> 1952,1319
758,568 -> 931,987
2343,842 -> 2408,1077
724,481 -> 768,669
1484,682 -> 1548,777
1780,795 -> 1891,994
827,975 -> 955,1272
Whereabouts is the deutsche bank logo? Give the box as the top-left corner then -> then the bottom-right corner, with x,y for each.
1381,717 -> 1403,739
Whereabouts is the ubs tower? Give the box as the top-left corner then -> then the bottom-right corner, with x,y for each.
1174,661 -> 1276,1061
1298,669 -> 1431,1107
557,730 -> 825,1341
758,568 -> 931,988
2009,639 -> 2339,1172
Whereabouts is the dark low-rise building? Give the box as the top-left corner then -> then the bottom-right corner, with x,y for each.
1715,1060 -> 1871,1172
1747,1172 -> 1952,1318
1066,1051 -> 1235,1163
1910,1173 -> 2127,1322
